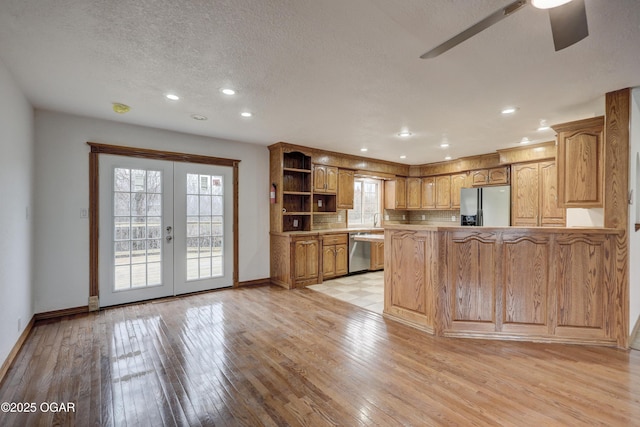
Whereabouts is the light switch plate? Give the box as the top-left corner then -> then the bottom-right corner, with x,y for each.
293,219 -> 299,227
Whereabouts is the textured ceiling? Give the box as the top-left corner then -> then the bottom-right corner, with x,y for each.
0,0 -> 639,164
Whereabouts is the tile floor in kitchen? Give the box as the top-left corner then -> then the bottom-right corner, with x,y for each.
307,270 -> 384,314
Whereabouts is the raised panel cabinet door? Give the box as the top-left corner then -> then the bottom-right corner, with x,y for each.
313,165 -> 327,193
488,167 -> 509,185
421,177 -> 436,209
325,166 -> 338,194
471,169 -> 488,186
407,177 -> 422,209
435,175 -> 451,209
450,235 -> 497,323
323,245 -> 336,277
335,244 -> 348,276
294,241 -> 309,280
395,177 -> 407,209
554,117 -> 604,208
450,173 -> 468,209
337,169 -> 354,209
305,240 -> 319,280
539,161 -> 566,226
370,242 -> 384,270
511,163 -> 540,226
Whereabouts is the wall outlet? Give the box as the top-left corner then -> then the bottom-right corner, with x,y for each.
422,215 -> 426,220
18,317 -> 22,332
384,214 -> 389,221
80,208 -> 88,218
451,215 -> 456,222
318,199 -> 323,208
293,219 -> 299,227
402,214 -> 406,220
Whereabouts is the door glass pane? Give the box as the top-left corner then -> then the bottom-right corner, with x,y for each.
113,167 -> 163,291
186,173 -> 224,281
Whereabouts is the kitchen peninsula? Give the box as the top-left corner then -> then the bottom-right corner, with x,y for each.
384,224 -> 624,347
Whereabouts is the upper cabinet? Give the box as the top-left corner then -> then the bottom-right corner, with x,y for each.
269,147 -> 313,232
421,177 -> 436,209
553,116 -> 604,208
511,161 -> 565,227
450,173 -> 469,209
471,167 -> 509,186
384,177 -> 407,210
313,165 -> 338,194
407,177 -> 422,210
435,175 -> 451,209
336,169 -> 354,210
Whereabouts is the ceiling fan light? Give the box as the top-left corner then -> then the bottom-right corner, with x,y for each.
531,0 -> 572,10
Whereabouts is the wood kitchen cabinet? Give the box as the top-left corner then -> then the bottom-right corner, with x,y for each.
435,175 -> 451,209
512,161 -> 565,227
337,169 -> 354,209
294,238 -> 319,283
313,165 -> 338,194
384,177 -> 407,210
471,167 -> 509,186
370,241 -> 384,271
421,177 -> 436,209
321,234 -> 348,280
553,116 -> 604,207
450,173 -> 468,209
270,147 -> 312,233
406,177 -> 422,209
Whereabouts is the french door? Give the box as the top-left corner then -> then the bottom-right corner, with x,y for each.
99,155 -> 233,307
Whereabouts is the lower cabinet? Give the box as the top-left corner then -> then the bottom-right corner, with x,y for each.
294,238 -> 319,283
270,232 -> 351,288
322,234 -> 348,280
370,241 -> 384,271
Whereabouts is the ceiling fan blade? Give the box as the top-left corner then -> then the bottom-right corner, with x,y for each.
420,0 -> 527,59
548,0 -> 588,51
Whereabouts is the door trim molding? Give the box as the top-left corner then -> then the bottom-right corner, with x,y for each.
87,142 -> 241,307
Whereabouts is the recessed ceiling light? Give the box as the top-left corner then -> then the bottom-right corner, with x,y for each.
520,137 -> 531,144
537,119 -> 550,131
240,111 -> 252,118
398,131 -> 412,137
112,103 -> 130,114
444,155 -> 452,161
360,148 -> 368,152
220,88 -> 236,95
166,94 -> 180,101
531,0 -> 572,9
400,155 -> 407,159
501,107 -> 517,115
440,143 -> 450,148
191,114 -> 208,121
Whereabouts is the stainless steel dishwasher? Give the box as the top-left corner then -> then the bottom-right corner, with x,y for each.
348,232 -> 371,273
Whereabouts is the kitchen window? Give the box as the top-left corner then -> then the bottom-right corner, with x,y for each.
348,178 -> 382,227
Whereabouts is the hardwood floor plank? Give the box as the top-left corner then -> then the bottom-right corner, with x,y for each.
2,285 -> 640,426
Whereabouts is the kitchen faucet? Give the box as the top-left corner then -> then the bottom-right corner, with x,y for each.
373,213 -> 380,228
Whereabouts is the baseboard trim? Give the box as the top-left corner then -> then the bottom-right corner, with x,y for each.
34,305 -> 89,321
237,278 -> 271,287
0,315 -> 35,386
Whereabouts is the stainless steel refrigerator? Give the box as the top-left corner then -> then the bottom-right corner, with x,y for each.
460,186 -> 511,226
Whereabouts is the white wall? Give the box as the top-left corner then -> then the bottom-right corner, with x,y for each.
33,111 -> 270,313
0,60 -> 34,364
629,88 -> 640,335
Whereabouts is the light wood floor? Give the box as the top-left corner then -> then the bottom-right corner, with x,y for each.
2,285 -> 640,426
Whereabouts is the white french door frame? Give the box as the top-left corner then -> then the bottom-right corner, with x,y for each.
88,143 -> 240,309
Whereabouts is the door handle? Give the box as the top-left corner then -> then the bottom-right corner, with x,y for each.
166,235 -> 173,243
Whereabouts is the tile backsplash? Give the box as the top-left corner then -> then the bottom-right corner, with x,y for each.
384,209 -> 460,226
312,210 -> 347,229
